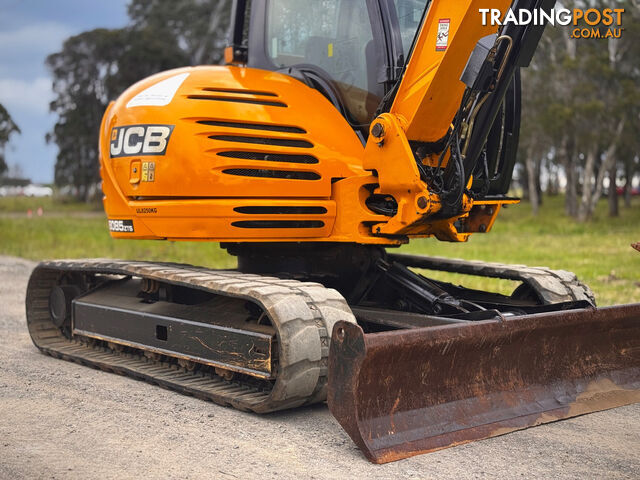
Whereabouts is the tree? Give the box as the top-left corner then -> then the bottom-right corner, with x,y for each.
47,0 -> 231,200
518,17 -> 576,215
518,0 -> 640,220
128,0 -> 231,65
0,104 -> 20,176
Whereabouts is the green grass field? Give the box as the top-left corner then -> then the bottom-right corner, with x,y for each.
1,195 -> 638,306
0,195 -> 101,213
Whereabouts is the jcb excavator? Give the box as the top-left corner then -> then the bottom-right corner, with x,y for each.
27,0 -> 639,464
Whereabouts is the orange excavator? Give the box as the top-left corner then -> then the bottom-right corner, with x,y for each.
26,0 -> 639,463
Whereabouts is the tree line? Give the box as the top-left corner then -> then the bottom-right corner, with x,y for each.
39,0 -> 640,222
518,0 -> 639,220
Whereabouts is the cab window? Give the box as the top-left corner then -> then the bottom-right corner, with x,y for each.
265,0 -> 430,126
393,0 -> 429,55
267,0 -> 379,125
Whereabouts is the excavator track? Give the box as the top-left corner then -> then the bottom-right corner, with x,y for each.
26,259 -> 356,413
389,253 -> 596,305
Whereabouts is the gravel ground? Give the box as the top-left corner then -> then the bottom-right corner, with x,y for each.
0,255 -> 638,480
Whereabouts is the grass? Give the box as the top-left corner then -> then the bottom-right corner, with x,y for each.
0,195 -> 102,213
0,214 -> 234,268
0,195 -> 638,306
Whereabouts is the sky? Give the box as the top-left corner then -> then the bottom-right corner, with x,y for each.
0,0 -> 130,183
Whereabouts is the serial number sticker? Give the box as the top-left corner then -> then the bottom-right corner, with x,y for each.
108,219 -> 135,233
136,208 -> 157,214
436,18 -> 450,51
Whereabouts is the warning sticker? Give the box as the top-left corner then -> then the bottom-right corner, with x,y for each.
436,18 -> 450,51
140,161 -> 156,182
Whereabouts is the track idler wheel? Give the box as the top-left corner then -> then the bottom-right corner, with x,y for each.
48,285 -> 81,328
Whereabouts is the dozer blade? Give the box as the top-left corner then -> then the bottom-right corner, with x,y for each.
328,304 -> 640,464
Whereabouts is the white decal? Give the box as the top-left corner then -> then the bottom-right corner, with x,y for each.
126,72 -> 190,108
436,19 -> 450,51
108,220 -> 134,233
110,124 -> 174,158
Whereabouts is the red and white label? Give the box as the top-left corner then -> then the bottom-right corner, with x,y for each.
436,18 -> 450,51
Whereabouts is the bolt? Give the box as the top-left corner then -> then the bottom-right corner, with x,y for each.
417,196 -> 428,209
371,123 -> 385,138
479,224 -> 487,232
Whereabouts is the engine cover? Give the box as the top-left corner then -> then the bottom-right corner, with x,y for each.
99,66 -> 388,243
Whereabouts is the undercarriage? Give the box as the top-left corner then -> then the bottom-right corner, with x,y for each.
28,245 -> 596,412
26,246 -> 640,462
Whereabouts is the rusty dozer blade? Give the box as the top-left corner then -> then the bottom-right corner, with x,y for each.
328,304 -> 640,464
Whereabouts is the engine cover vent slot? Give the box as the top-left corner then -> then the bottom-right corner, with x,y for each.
200,88 -> 278,97
211,135 -> 313,148
231,220 -> 325,229
223,169 -> 320,181
198,120 -> 305,134
217,151 -> 318,164
234,206 -> 328,215
188,95 -> 287,108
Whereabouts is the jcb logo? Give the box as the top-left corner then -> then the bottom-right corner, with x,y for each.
110,124 -> 174,158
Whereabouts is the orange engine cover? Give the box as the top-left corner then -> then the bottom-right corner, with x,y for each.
100,66 -> 393,244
